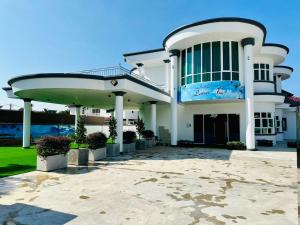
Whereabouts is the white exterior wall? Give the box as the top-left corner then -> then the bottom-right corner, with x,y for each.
85,125 -> 136,136
284,111 -> 297,140
143,65 -> 165,87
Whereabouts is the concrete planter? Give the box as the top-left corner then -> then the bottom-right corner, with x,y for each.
123,142 -> 136,153
107,143 -> 120,157
136,140 -> 146,150
68,148 -> 89,166
89,147 -> 107,161
145,138 -> 156,148
37,154 -> 67,172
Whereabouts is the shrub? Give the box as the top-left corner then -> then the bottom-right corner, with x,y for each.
86,132 -> 107,150
36,136 -> 71,157
287,141 -> 297,148
123,131 -> 137,144
136,117 -> 145,139
257,139 -> 273,147
75,116 -> 87,144
178,140 -> 194,147
108,117 -> 117,143
226,141 -> 246,150
141,130 -> 154,139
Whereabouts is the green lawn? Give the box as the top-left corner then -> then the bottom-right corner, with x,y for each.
0,146 -> 36,178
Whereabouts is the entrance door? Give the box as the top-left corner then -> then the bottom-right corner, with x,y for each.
194,115 -> 204,143
215,114 -> 227,144
228,114 -> 240,141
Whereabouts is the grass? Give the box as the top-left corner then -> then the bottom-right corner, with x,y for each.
0,146 -> 36,178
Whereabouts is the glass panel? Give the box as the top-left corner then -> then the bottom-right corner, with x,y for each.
212,41 -> 221,72
254,64 -> 259,69
267,112 -> 271,118
260,63 -> 265,69
186,76 -> 192,84
223,42 -> 230,70
266,64 -> 269,69
268,119 -> 273,127
232,72 -> 239,81
187,48 -> 192,75
255,128 -> 261,134
268,128 -> 272,134
255,119 -> 260,127
202,73 -> 211,82
202,42 -> 211,73
262,113 -> 267,118
261,70 -> 265,80
254,70 -> 259,80
262,119 -> 268,127
194,74 -> 201,83
181,78 -> 185,85
222,72 -> 231,80
212,72 -> 221,81
193,44 -> 201,74
181,50 -> 186,78
254,113 -> 260,118
266,70 -> 270,80
231,41 -> 239,71
262,128 -> 268,134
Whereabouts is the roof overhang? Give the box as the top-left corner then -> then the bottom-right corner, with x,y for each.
273,66 -> 293,80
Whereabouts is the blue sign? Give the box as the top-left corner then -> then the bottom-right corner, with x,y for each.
179,81 -> 245,102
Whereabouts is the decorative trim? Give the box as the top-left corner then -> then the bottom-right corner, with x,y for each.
274,65 -> 294,72
254,92 -> 285,96
123,48 -> 165,57
169,49 -> 180,57
136,63 -> 144,67
2,87 -> 12,91
163,59 -> 170,63
149,101 -> 157,104
163,17 -> 267,47
113,91 -> 126,96
253,80 -> 274,84
241,37 -> 255,47
7,73 -> 170,96
263,43 -> 289,54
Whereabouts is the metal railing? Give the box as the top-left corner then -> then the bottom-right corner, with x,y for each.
77,65 -> 165,91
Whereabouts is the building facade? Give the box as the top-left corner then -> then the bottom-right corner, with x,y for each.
3,17 -> 297,150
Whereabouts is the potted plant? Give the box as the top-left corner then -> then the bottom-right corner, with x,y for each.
68,116 -> 89,165
142,130 -> 155,148
87,132 -> 107,161
123,131 -> 137,153
226,141 -> 246,150
36,136 -> 71,171
136,117 -> 146,150
106,117 -> 120,156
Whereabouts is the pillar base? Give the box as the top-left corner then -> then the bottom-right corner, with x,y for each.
22,146 -> 31,149
170,144 -> 178,147
247,148 -> 257,151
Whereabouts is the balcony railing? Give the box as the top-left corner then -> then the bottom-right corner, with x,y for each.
77,65 -> 165,91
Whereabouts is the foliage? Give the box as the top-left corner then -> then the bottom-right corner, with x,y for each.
136,117 -> 145,139
141,130 -> 154,139
75,116 -> 87,144
256,139 -> 273,147
123,131 -> 137,144
86,132 -> 107,149
287,142 -> 296,148
178,140 -> 194,147
108,117 -> 117,143
226,141 -> 246,150
36,136 -> 71,157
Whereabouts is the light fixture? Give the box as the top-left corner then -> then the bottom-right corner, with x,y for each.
111,80 -> 118,86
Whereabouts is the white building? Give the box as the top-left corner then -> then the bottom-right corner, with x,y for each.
3,17 -> 298,151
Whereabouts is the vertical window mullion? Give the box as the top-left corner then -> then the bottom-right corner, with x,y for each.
221,41 -> 223,81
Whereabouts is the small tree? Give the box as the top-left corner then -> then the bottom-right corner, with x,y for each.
75,116 -> 87,145
136,117 -> 145,140
108,116 -> 117,143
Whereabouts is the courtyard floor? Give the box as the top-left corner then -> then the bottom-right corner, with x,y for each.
0,146 -> 297,225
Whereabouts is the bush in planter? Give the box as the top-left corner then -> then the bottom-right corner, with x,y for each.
257,139 -> 273,147
123,131 -> 137,144
226,141 -> 246,150
74,116 -> 87,145
287,141 -> 297,148
136,117 -> 145,140
141,130 -> 154,140
36,136 -> 72,158
108,117 -> 117,143
178,140 -> 194,148
87,132 -> 107,149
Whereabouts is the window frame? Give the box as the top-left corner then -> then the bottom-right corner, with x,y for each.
254,112 -> 275,135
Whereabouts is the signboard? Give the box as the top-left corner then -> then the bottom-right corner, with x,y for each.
179,80 -> 245,102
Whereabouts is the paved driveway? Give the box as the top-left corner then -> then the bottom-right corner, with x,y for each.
0,147 -> 297,225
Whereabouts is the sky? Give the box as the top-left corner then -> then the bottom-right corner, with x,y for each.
0,0 -> 299,111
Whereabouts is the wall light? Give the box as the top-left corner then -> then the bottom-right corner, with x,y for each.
111,80 -> 118,86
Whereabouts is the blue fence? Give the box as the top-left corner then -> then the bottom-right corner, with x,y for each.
0,124 -> 75,140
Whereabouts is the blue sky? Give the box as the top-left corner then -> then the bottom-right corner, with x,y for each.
0,0 -> 299,110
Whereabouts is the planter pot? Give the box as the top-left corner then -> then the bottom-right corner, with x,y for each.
107,143 -> 120,157
68,148 -> 89,166
89,147 -> 107,161
37,154 -> 67,172
123,143 -> 136,153
145,138 -> 156,148
136,140 -> 146,150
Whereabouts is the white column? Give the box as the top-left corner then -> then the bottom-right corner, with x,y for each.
23,99 -> 31,148
150,101 -> 157,136
114,92 -> 125,153
75,106 -> 81,132
242,38 -> 255,150
169,50 -> 180,146
276,75 -> 282,93
163,59 -> 170,92
136,63 -> 144,77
